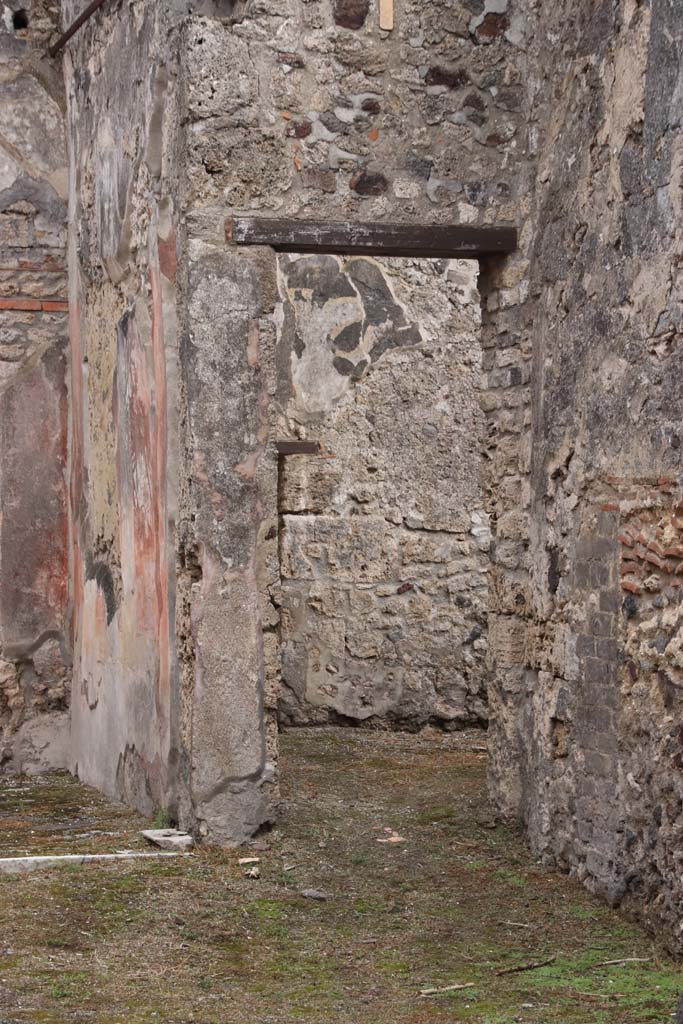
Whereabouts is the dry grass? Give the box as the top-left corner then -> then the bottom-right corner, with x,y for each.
0,727 -> 680,1023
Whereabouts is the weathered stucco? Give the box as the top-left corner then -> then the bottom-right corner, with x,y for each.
273,254 -> 489,728
0,0 -> 71,773
64,0 -> 182,815
180,247 -> 275,842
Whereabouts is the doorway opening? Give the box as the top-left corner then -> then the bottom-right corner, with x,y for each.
265,252 -> 490,739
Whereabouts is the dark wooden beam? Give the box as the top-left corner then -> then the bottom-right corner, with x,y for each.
226,217 -> 517,259
48,0 -> 109,57
275,440 -> 321,456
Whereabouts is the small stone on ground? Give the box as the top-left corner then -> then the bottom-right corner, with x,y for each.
141,828 -> 195,852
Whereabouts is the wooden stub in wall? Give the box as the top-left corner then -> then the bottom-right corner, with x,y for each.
379,0 -> 394,30
226,217 -> 518,259
275,440 -> 322,456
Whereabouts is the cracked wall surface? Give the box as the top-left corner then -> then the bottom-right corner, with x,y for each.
272,254 -> 490,729
0,0 -> 71,773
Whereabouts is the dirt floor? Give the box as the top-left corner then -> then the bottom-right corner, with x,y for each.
0,727 -> 681,1024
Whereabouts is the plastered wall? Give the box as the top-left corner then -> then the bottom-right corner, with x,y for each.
273,254 -> 489,729
0,0 -> 71,773
64,0 -> 182,815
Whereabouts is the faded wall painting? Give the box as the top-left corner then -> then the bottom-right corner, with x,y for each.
271,254 -> 489,729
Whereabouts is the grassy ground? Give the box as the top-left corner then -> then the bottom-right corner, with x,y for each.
0,727 -> 681,1023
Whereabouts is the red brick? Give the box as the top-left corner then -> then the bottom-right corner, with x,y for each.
474,12 -> 509,41
350,170 -> 389,196
286,120 -> 313,139
0,297 -> 68,312
0,297 -> 41,311
333,0 -> 369,29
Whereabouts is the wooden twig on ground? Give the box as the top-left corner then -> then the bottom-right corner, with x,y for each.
495,956 -> 556,976
498,920 -> 531,928
573,990 -> 623,1001
419,982 -> 475,997
589,957 -> 652,969
417,951 -> 651,1000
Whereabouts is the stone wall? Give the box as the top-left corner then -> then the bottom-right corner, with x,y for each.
180,245 -> 277,842
4,0 -> 533,843
179,0 -> 529,840
479,233 -> 533,816
0,0 -> 70,772
45,0 -> 683,956
273,254 -> 489,729
487,0 -> 683,954
60,0 -> 529,839
183,0 -> 527,229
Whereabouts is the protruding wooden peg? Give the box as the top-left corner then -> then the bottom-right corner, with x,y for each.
379,0 -> 394,31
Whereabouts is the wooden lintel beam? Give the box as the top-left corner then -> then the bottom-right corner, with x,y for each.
226,217 -> 517,260
275,440 -> 321,456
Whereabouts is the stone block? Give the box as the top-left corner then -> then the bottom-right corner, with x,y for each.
141,829 -> 195,852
